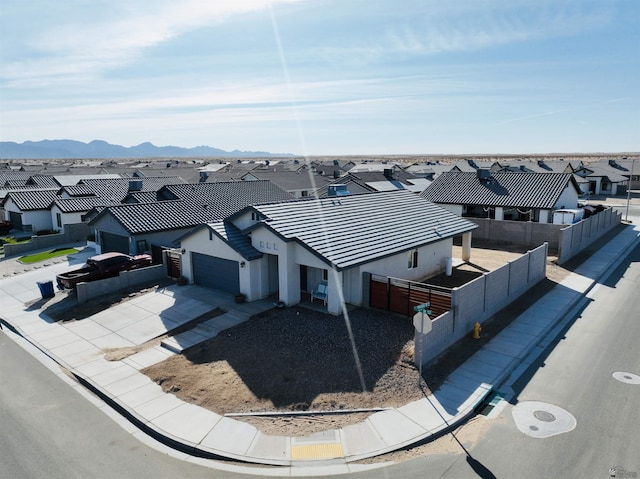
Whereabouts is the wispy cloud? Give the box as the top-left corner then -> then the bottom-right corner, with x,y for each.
319,1 -> 612,62
1,0 -> 302,84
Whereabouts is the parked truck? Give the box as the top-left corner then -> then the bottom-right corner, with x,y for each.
56,252 -> 152,290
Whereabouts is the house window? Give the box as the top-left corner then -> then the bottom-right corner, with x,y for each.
322,269 -> 328,281
56,213 -> 62,228
408,249 -> 418,269
301,190 -> 309,197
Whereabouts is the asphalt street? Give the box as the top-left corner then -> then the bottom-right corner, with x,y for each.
0,329 -> 251,479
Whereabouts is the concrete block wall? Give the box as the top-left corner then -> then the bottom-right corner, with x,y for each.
3,223 -> 88,257
416,243 -> 547,365
76,265 -> 165,303
470,218 -> 562,250
557,208 -> 621,264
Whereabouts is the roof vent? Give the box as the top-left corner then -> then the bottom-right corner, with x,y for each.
383,168 -> 394,179
199,171 -> 209,183
477,169 -> 492,181
128,180 -> 142,191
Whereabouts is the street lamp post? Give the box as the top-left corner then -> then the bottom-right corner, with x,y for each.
625,158 -> 636,222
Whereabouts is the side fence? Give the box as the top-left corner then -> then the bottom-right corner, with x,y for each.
414,243 -> 548,366
557,208 -> 621,264
76,265 -> 165,303
3,223 -> 88,257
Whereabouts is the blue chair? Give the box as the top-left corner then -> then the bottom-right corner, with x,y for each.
311,280 -> 328,305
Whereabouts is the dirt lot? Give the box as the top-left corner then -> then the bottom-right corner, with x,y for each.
137,242 -> 576,437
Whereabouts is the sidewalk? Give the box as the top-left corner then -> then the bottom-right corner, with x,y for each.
1,223 -> 639,473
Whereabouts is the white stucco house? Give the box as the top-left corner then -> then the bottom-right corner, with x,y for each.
178,190 -> 478,315
421,171 -> 582,223
2,189 -> 58,233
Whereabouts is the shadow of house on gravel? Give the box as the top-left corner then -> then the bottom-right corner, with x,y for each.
183,306 -> 418,410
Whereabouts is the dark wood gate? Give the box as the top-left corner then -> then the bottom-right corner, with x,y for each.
369,274 -> 452,318
165,250 -> 182,278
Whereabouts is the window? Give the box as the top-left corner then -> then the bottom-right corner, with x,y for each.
56,213 -> 62,228
408,249 -> 418,269
322,269 -> 328,281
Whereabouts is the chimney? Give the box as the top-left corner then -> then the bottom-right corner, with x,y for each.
383,168 -> 394,179
199,171 -> 209,183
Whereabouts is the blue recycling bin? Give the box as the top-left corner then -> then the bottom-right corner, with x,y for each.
37,281 -> 55,299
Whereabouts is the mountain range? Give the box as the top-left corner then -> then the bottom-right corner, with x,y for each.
0,140 -> 293,159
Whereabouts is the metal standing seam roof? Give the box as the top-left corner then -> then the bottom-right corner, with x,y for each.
4,189 -> 59,210
420,172 -> 578,209
249,190 -> 478,270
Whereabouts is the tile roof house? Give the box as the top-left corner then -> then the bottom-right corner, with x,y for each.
573,163 -> 630,196
420,171 -> 581,223
3,189 -> 59,232
177,190 -> 477,314
88,180 -> 294,261
239,170 -> 333,198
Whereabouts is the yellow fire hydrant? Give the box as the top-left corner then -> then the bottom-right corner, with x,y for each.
472,322 -> 481,339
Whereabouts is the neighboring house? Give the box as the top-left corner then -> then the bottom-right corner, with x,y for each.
574,163 -> 630,196
178,190 -> 477,315
314,169 -> 424,197
50,197 -> 115,233
88,180 -> 294,262
421,171 -> 581,223
240,170 -> 332,198
3,189 -> 59,232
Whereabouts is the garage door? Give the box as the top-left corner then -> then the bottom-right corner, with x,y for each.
192,253 -> 239,294
101,231 -> 129,254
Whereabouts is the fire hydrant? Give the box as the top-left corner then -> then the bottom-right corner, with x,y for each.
472,322 -> 481,339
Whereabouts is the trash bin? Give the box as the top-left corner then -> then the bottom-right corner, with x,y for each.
37,281 -> 55,299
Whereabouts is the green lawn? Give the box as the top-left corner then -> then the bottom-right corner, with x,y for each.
19,248 -> 79,264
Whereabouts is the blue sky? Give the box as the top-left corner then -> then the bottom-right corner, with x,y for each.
1,0 -> 638,155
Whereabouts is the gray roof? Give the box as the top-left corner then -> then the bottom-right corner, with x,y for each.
4,189 -> 59,210
78,177 -> 185,202
420,172 -> 579,209
207,221 -> 262,260
53,197 -> 117,213
90,180 -> 294,234
241,170 -> 333,191
246,190 -> 477,270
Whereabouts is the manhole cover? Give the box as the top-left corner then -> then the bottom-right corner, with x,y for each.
612,372 -> 640,385
512,401 -> 576,438
533,410 -> 556,422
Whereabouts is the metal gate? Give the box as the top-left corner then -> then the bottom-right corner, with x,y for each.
192,252 -> 239,294
369,274 -> 452,318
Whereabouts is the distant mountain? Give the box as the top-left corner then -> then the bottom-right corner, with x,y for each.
0,139 -> 294,159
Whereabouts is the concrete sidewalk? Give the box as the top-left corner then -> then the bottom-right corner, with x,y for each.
1,223 -> 638,473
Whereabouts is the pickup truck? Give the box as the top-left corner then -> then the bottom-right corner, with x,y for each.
56,252 -> 153,290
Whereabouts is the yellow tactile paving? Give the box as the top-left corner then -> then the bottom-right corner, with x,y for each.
290,443 -> 344,460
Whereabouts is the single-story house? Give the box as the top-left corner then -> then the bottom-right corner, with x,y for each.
178,190 -> 478,315
2,189 -> 59,232
88,180 -> 294,262
421,171 -> 581,223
